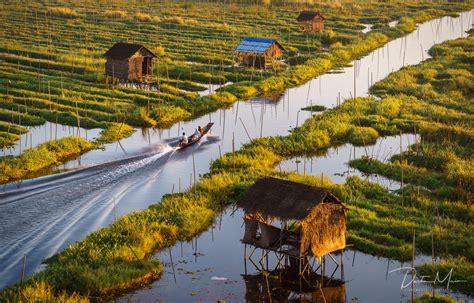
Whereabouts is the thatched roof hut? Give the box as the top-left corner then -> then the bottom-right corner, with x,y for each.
235,37 -> 284,69
237,177 -> 346,258
297,11 -> 326,32
104,42 -> 157,81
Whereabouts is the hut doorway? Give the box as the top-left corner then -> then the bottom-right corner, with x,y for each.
142,57 -> 152,76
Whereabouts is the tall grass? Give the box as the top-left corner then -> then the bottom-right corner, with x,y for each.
0,136 -> 94,184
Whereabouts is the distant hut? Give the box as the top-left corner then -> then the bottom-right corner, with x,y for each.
297,11 -> 326,32
237,177 -> 346,269
235,37 -> 284,69
104,42 -> 157,81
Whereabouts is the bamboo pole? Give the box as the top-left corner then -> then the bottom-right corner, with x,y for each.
239,117 -> 252,141
20,255 -> 26,284
113,197 -> 117,224
400,132 -> 404,206
412,230 -> 415,302
192,152 -> 196,186
432,231 -> 435,296
168,247 -> 177,284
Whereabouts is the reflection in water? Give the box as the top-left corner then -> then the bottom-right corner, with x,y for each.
243,266 -> 345,303
279,134 -> 417,190
5,122 -> 102,157
119,208 -> 471,302
0,11 -> 472,292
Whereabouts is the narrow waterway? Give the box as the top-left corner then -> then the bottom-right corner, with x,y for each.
279,133 -> 418,190
0,11 -> 472,292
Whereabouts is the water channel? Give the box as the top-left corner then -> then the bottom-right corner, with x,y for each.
0,11 -> 472,298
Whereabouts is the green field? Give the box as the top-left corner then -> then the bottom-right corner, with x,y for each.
1,27 -> 472,302
0,0 -> 470,149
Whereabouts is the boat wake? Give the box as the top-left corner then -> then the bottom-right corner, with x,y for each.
0,143 -> 175,290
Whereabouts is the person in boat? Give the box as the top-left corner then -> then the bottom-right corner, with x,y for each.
179,132 -> 188,145
198,126 -> 203,136
191,127 -> 202,141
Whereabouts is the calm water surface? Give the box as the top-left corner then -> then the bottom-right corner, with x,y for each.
0,11 -> 472,296
117,208 -> 471,302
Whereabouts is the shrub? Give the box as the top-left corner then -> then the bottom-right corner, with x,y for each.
48,7 -> 78,18
151,105 -> 191,127
210,92 -> 237,104
376,96 -> 402,118
134,13 -> 160,22
348,126 -> 379,146
104,10 -> 127,19
96,123 -> 135,144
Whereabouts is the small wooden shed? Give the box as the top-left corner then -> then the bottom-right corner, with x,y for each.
235,37 -> 284,69
104,42 -> 157,81
237,177 -> 346,260
297,11 -> 326,32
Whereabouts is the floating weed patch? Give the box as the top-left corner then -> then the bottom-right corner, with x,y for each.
96,122 -> 135,144
0,136 -> 94,184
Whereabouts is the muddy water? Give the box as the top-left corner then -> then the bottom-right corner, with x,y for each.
117,208 -> 472,302
0,11 -> 472,291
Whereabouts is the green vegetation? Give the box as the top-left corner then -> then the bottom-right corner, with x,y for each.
0,136 -> 94,184
0,122 -> 28,147
4,34 -> 473,301
0,2 -> 473,301
417,258 -> 474,296
0,0 -> 470,150
351,35 -> 474,294
415,293 -> 456,303
95,123 -> 135,144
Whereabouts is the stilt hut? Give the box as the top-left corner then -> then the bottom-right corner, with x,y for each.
238,177 -> 347,274
104,42 -> 157,81
235,38 -> 284,69
297,11 -> 326,32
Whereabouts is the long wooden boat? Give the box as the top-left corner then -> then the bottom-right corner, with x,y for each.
178,122 -> 214,150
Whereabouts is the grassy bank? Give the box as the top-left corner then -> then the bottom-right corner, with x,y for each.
0,0 -> 471,148
0,136 -> 95,184
348,34 -> 473,295
95,122 -> 135,144
1,7 -> 473,303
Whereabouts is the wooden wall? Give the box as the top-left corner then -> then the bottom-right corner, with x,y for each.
105,58 -> 128,80
300,17 -> 325,32
105,50 -> 154,81
312,16 -> 325,32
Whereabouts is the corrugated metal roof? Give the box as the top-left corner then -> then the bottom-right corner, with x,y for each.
235,37 -> 278,54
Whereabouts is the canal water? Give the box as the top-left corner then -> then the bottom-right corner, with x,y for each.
117,208 -> 471,302
0,10 -> 472,296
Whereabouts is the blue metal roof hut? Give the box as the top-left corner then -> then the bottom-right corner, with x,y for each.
235,37 -> 284,69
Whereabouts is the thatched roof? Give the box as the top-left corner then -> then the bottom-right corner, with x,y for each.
237,177 -> 341,220
104,42 -> 157,60
297,11 -> 326,22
